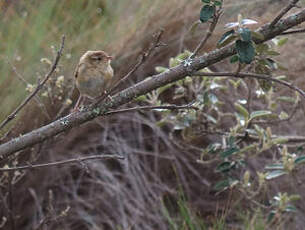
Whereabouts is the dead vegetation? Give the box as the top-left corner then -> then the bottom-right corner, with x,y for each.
1,1 -> 305,229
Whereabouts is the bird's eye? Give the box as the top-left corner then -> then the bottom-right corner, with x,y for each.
92,56 -> 102,61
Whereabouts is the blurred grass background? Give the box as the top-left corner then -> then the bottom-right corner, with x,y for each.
0,0 -> 276,124
0,0 -> 197,121
1,0 -> 301,229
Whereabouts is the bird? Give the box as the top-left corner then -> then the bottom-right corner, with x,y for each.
74,50 -> 114,109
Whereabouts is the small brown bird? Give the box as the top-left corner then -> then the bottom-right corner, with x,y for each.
74,50 -> 114,109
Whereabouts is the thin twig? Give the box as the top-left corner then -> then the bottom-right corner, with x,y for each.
7,59 -> 51,120
92,29 -> 165,107
104,103 -> 198,116
0,155 -> 124,172
194,71 -> 305,99
1,8 -> 305,158
55,81 -> 75,119
190,8 -> 222,58
201,129 -> 305,143
0,127 -> 13,143
253,99 -> 300,125
281,28 -> 305,35
0,36 -> 65,131
269,0 -> 299,28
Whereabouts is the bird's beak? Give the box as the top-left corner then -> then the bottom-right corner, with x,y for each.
107,55 -> 113,61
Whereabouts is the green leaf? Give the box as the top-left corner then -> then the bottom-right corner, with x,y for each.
200,5 -> 215,23
267,211 -> 276,222
135,95 -> 147,102
201,0 -> 210,3
277,96 -> 296,103
230,55 -> 239,63
272,137 -> 288,145
239,28 -> 252,42
235,40 -> 255,64
220,147 -> 239,158
157,83 -> 174,95
294,156 -> 305,164
205,114 -> 217,124
189,20 -> 201,36
213,179 -> 230,191
279,111 -> 289,120
266,170 -> 287,180
251,31 -> 264,41
214,1 -> 222,6
235,103 -> 249,120
285,205 -> 297,213
266,50 -> 280,56
155,66 -> 168,73
265,164 -> 284,170
249,110 -> 272,120
217,29 -> 236,48
278,64 -> 288,71
256,43 -> 269,55
228,136 -> 235,147
277,37 -> 288,46
215,161 -> 235,173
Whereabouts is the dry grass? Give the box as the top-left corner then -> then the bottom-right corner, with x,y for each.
2,0 -> 305,229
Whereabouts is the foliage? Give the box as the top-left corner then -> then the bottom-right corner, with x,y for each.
1,0 -> 305,229
148,4 -> 303,225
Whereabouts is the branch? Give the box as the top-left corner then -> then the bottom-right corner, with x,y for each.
193,72 -> 305,99
281,28 -> 305,35
191,8 -> 222,58
0,8 -> 305,159
93,29 -> 165,106
201,130 -> 305,144
7,59 -> 51,120
104,103 -> 198,115
269,0 -> 299,28
0,35 -> 65,131
0,155 -> 124,172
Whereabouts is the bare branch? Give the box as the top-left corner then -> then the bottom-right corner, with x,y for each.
0,155 -> 124,172
105,103 -> 198,115
0,9 -> 305,159
281,28 -> 305,35
194,72 -> 305,99
201,130 -> 305,144
0,35 -> 65,131
191,8 -> 222,58
269,0 -> 299,28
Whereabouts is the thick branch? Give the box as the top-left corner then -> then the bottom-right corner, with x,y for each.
0,9 -> 305,159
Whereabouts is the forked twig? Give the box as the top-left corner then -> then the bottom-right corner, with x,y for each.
0,36 -> 65,131
0,154 -> 124,172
